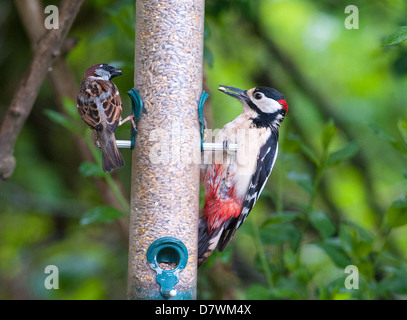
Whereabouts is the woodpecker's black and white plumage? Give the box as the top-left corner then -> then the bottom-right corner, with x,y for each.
198,85 -> 288,266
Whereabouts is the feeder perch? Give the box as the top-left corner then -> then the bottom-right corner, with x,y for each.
146,237 -> 189,299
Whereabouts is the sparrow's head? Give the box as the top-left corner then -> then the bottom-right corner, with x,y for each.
219,85 -> 288,128
84,63 -> 123,81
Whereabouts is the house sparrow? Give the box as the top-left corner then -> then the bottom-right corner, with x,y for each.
77,63 -> 133,172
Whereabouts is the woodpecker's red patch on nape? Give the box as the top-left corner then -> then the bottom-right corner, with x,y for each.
203,164 -> 243,234
277,99 -> 288,112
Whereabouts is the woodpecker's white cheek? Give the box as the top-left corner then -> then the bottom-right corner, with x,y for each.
256,98 -> 282,114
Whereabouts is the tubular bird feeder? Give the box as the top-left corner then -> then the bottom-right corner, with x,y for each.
127,0 -> 205,300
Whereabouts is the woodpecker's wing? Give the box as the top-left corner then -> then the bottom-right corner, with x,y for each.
77,79 -> 122,133
217,130 -> 279,251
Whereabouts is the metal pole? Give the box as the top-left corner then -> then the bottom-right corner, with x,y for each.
128,0 -> 204,300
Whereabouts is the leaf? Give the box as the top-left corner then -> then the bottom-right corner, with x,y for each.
301,144 -> 320,166
44,109 -> 80,134
321,121 -> 337,150
382,26 -> 407,46
339,223 -> 373,258
80,206 -> 124,225
309,211 -> 336,239
261,211 -> 302,227
271,277 -> 304,299
204,19 -> 211,41
285,134 -> 319,165
246,284 -> 271,300
317,239 -> 351,268
377,271 -> 407,295
339,224 -> 353,255
247,278 -> 302,299
79,162 -> 107,178
62,97 -> 81,121
287,172 -> 313,195
332,292 -> 352,300
369,124 -> 407,155
284,134 -> 302,153
327,142 -> 359,166
283,249 -> 298,271
385,196 -> 407,228
397,119 -> 407,146
106,5 -> 135,39
260,223 -> 301,250
204,45 -> 214,68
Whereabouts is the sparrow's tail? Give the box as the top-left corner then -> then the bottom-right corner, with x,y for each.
99,130 -> 124,172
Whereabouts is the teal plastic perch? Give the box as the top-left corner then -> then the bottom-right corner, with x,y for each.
127,88 -> 145,150
198,90 -> 209,151
146,237 -> 194,300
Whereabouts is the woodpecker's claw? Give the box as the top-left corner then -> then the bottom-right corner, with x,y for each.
223,140 -> 229,151
223,140 -> 235,155
203,119 -> 208,140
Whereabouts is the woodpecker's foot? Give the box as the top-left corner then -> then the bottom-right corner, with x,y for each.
223,140 -> 236,155
203,119 -> 208,140
119,115 -> 137,131
223,140 -> 229,151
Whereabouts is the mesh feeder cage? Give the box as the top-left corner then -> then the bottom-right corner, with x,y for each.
128,0 -> 204,300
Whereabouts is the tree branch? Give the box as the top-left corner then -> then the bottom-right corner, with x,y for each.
0,0 -> 84,180
12,0 -> 129,241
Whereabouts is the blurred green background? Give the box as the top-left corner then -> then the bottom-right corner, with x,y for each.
1,0 -> 407,299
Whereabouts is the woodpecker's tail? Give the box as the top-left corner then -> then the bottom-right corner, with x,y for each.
198,218 -> 223,267
99,130 -> 124,172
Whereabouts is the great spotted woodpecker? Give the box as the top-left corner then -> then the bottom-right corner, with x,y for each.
198,85 -> 288,266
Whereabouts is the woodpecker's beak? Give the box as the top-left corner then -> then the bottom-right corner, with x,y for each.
219,85 -> 249,101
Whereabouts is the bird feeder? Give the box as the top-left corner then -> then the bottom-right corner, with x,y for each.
127,0 -> 204,300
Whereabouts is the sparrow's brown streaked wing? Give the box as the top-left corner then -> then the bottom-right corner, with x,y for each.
77,79 -> 102,130
77,98 -> 100,129
101,81 -> 122,133
77,79 -> 122,132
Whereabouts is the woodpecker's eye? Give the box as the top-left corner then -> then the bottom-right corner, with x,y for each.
254,92 -> 263,100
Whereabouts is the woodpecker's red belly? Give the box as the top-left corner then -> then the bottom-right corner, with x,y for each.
203,164 -> 243,234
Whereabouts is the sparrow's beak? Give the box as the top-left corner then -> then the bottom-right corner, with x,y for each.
107,65 -> 123,78
218,85 -> 249,101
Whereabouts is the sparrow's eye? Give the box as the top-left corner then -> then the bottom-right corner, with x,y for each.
254,92 -> 263,100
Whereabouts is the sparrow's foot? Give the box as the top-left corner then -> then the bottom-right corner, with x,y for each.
119,115 -> 137,131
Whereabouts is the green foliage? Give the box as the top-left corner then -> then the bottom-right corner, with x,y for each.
385,196 -> 407,228
79,162 -> 107,178
44,109 -> 82,135
251,120 -> 407,299
369,124 -> 407,156
80,206 -> 124,226
326,142 -> 359,166
2,0 -> 407,300
309,211 -> 335,239
383,26 -> 407,46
